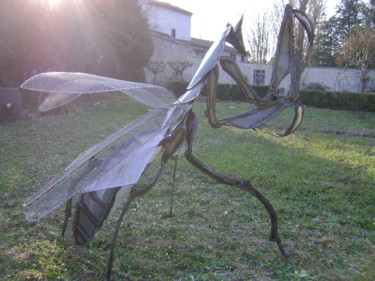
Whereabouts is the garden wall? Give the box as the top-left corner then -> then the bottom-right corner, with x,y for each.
170,82 -> 375,112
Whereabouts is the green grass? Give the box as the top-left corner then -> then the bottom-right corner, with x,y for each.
0,97 -> 374,280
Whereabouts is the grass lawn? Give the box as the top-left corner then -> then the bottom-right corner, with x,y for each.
0,95 -> 374,280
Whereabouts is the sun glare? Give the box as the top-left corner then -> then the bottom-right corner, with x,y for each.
46,0 -> 61,7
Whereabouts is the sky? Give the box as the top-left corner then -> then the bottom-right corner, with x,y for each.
162,0 -> 343,41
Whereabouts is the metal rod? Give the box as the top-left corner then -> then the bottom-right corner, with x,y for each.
169,155 -> 178,216
106,195 -> 134,281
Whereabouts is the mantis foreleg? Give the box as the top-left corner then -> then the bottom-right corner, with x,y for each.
185,110 -> 287,257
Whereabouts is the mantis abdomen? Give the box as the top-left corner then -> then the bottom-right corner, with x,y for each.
73,186 -> 132,246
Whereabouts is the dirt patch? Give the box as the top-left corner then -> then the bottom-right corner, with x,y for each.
3,198 -> 20,208
18,250 -> 37,261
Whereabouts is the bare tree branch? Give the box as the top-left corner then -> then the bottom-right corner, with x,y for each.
146,61 -> 165,84
336,28 -> 375,92
167,60 -> 193,81
247,12 -> 272,63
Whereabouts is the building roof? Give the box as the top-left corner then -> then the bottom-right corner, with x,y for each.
150,1 -> 193,16
151,30 -> 240,54
183,37 -> 240,54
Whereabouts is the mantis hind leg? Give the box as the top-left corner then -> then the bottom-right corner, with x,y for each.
184,110 -> 287,257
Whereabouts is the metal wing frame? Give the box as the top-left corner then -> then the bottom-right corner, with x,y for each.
21,72 -> 177,111
24,104 -> 188,222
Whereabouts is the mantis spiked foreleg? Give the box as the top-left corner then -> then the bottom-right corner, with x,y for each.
184,110 -> 287,257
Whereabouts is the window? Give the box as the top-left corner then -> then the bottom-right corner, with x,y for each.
253,70 -> 265,85
194,50 -> 206,58
230,53 -> 236,61
171,28 -> 176,38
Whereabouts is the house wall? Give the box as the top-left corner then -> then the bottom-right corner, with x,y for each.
235,64 -> 375,93
146,34 -> 243,86
147,38 -> 375,93
147,4 -> 191,40
146,35 -> 194,84
144,1 -> 374,93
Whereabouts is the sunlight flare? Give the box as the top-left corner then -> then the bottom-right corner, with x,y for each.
46,0 -> 61,7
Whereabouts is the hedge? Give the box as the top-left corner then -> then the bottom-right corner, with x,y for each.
301,90 -> 375,112
170,81 -> 269,101
170,81 -> 375,112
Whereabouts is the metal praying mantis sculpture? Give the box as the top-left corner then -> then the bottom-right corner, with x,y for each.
21,5 -> 313,280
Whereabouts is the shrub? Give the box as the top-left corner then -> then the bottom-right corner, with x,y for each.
171,82 -> 375,112
303,82 -> 330,91
302,90 -> 375,112
170,81 -> 269,101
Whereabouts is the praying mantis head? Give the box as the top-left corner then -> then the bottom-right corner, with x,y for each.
206,5 -> 314,137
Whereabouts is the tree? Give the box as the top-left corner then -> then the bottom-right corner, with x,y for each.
0,0 -> 47,86
79,0 -> 153,81
362,0 -> 375,28
312,0 -> 366,66
335,0 -> 364,36
336,28 -> 375,92
146,61 -> 165,84
270,0 -> 327,64
0,0 -> 153,86
167,60 -> 193,81
312,16 -> 341,66
290,0 -> 310,96
247,12 -> 272,63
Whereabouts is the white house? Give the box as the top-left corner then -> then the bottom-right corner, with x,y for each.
146,1 -> 192,40
141,1 -> 245,85
142,0 -> 374,93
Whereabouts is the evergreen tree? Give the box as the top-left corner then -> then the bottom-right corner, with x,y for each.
0,0 -> 47,86
362,0 -> 375,28
312,0 -> 366,66
313,16 -> 341,66
0,0 -> 153,86
335,0 -> 364,37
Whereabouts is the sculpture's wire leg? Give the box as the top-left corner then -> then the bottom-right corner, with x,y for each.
169,155 -> 178,216
185,110 -> 287,257
106,194 -> 134,281
61,198 -> 72,236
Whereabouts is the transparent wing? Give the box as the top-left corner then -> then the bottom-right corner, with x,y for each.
20,72 -> 177,111
24,105 -> 187,222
